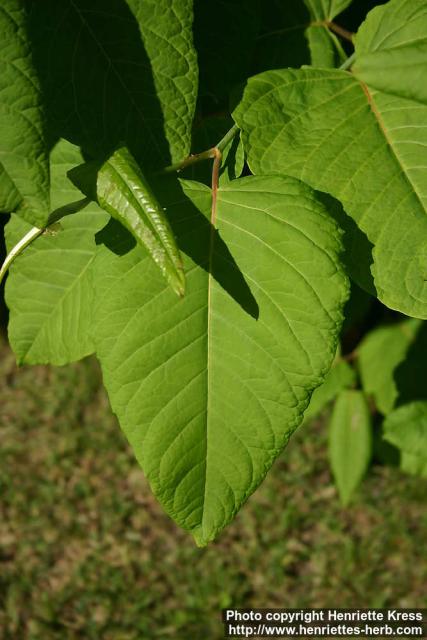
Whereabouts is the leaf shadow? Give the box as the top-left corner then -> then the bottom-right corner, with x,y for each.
251,0 -> 311,74
394,322 -> 427,407
27,0 -> 171,170
315,191 -> 376,296
96,177 -> 259,320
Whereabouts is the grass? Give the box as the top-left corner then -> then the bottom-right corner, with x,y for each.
0,333 -> 426,639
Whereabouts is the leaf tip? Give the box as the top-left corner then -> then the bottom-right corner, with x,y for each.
171,268 -> 186,298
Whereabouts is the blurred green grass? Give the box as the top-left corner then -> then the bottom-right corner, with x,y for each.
0,334 -> 426,639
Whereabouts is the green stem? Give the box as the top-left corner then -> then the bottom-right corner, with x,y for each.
216,124 -> 239,153
340,51 -> 356,71
162,148 -> 216,174
162,124 -> 240,174
327,21 -> 354,43
0,197 -> 90,286
0,226 -> 43,285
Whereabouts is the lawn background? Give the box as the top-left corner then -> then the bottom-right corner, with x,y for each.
1,331 -> 426,639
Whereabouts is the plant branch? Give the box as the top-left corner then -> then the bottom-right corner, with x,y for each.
0,197 -> 90,286
0,226 -> 42,285
216,124 -> 239,153
161,124 -> 239,175
327,21 -> 354,43
160,125 -> 239,229
211,148 -> 222,224
162,148 -> 217,174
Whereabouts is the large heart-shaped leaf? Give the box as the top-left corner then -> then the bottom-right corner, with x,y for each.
5,140 -> 108,365
0,0 -> 49,224
234,74 -> 427,317
233,0 -> 427,318
93,175 -> 348,544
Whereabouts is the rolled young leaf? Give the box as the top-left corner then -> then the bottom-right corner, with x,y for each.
69,147 -> 185,297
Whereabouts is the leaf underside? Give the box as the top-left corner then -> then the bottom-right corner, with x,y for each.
0,0 -> 49,224
234,0 -> 427,318
5,140 -> 109,365
93,174 -> 348,544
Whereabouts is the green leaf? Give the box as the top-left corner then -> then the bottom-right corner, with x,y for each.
0,0 -> 49,224
303,0 -> 349,68
125,0 -> 198,163
0,167 -> 20,214
305,356 -> 356,420
69,147 -> 185,298
383,401 -> 427,458
303,0 -> 353,22
233,65 -> 427,318
93,174 -> 349,544
27,0 -> 197,168
5,140 -> 109,365
305,25 -> 347,68
358,319 -> 422,415
328,390 -> 372,505
400,452 -> 427,479
353,0 -> 427,105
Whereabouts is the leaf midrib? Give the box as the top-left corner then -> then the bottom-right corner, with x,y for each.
200,189 -> 216,540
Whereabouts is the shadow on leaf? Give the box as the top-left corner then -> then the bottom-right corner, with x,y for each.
28,0 -> 170,170
394,322 -> 427,407
316,191 -> 376,297
96,176 -> 259,320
